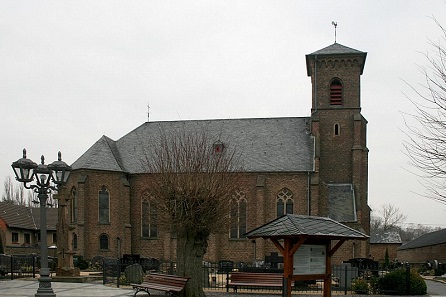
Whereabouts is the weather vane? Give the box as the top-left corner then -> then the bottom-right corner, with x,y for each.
147,102 -> 150,122
332,21 -> 337,43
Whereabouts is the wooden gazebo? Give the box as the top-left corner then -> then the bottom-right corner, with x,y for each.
245,214 -> 368,297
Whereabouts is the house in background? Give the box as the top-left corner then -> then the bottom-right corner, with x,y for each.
369,231 -> 402,264
0,202 -> 58,255
397,228 -> 446,267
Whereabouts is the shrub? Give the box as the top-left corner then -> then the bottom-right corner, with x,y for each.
351,278 -> 369,294
378,269 -> 427,295
74,256 -> 90,270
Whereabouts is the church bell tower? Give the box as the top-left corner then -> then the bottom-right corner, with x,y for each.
306,43 -> 370,244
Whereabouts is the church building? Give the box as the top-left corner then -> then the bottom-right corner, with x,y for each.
67,42 -> 370,265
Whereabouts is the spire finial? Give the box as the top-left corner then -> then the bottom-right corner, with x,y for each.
147,102 -> 150,122
331,21 -> 337,43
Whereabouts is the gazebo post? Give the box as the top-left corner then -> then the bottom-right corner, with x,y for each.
323,242 -> 332,297
283,239 -> 293,297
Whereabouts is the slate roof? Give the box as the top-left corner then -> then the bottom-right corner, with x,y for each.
72,117 -> 314,174
308,43 -> 365,56
370,232 -> 402,244
244,214 -> 368,240
398,228 -> 446,250
306,43 -> 367,75
328,184 -> 356,222
0,202 -> 58,231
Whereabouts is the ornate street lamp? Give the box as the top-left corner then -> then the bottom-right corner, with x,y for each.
12,149 -> 71,297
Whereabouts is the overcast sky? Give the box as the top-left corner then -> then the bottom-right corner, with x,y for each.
1,1 -> 445,228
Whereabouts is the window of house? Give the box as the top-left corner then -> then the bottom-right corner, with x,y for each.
229,191 -> 247,239
72,233 -> 78,250
52,233 -> 57,244
98,186 -> 110,224
277,188 -> 294,217
141,193 -> 158,238
71,187 -> 78,223
330,79 -> 342,105
12,232 -> 19,243
99,234 -> 109,250
24,233 -> 31,244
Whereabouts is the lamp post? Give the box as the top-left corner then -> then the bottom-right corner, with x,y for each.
12,149 -> 71,297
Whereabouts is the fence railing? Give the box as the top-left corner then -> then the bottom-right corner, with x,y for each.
0,254 -> 58,280
101,258 -> 397,293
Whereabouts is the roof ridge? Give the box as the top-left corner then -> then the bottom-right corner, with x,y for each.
102,135 -> 126,172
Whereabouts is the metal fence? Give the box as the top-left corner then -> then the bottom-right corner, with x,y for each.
0,254 -> 58,280
101,259 -> 391,293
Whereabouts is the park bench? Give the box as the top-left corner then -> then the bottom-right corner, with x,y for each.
131,273 -> 190,296
228,272 -> 283,292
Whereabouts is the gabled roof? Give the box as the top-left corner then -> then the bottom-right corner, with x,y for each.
72,135 -> 126,172
370,231 -> 402,244
398,228 -> 446,250
72,117 -> 315,174
0,202 -> 58,231
244,214 -> 368,240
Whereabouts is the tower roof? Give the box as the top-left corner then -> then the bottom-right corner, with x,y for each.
306,42 -> 367,75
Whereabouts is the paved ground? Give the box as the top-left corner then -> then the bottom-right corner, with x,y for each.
0,278 -> 443,297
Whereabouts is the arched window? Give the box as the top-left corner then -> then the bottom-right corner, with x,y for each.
98,186 -> 110,224
229,191 -> 247,239
141,192 -> 158,238
277,188 -> 294,217
334,123 -> 340,136
330,79 -> 342,105
72,233 -> 78,250
99,234 -> 109,250
71,187 -> 78,223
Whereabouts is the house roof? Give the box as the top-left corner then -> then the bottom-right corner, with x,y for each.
72,117 -> 315,174
398,228 -> 446,250
370,232 -> 402,244
0,202 -> 58,231
244,214 -> 368,240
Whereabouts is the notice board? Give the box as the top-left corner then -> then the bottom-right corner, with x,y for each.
293,244 -> 326,275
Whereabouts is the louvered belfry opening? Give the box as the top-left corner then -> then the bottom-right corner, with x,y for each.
330,79 -> 342,105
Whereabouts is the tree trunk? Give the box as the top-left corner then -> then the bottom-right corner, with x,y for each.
176,231 -> 208,297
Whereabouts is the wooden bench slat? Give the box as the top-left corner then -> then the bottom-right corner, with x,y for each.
131,273 -> 190,297
228,272 -> 283,292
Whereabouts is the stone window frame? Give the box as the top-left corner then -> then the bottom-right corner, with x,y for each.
72,233 -> 78,250
229,190 -> 247,239
334,123 -> 341,136
276,188 -> 294,217
330,78 -> 343,105
71,186 -> 78,223
99,233 -> 109,250
98,186 -> 110,224
141,192 -> 158,239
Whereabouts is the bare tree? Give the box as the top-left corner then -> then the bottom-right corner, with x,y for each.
2,176 -> 34,206
371,204 -> 407,233
403,17 -> 446,205
147,128 -> 241,297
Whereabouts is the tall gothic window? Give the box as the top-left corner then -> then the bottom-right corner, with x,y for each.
72,233 -> 78,250
99,234 -> 109,250
229,191 -> 247,239
330,79 -> 342,105
71,187 -> 78,223
142,193 -> 158,238
277,188 -> 294,217
98,186 -> 110,224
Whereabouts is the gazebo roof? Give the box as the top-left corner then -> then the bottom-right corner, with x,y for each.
245,214 -> 368,241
